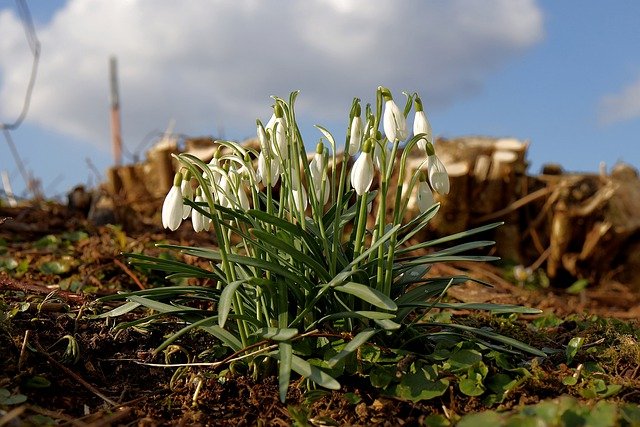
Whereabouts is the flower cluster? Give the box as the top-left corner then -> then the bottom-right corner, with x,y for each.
161,86 -> 449,232
114,86 -> 539,403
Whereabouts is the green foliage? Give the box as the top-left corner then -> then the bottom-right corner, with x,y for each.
565,336 -> 585,365
0,388 -> 27,405
98,88 -> 543,401
566,279 -> 590,294
457,396 -> 640,427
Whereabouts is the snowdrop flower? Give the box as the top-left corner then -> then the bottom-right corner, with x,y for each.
373,139 -> 388,172
381,87 -> 407,142
309,142 -> 329,205
230,162 -> 251,211
413,96 -> 433,152
272,105 -> 288,161
217,169 -> 237,208
288,165 -> 308,211
237,185 -> 251,211
180,170 -> 194,219
257,151 -> 280,187
257,120 -> 269,150
427,154 -> 450,195
205,149 -> 223,186
264,112 -> 276,133
416,174 -> 435,213
162,172 -> 184,231
309,143 -> 324,187
348,103 -> 363,156
255,123 -> 280,186
191,187 -> 211,233
350,140 -> 374,196
292,186 -> 308,212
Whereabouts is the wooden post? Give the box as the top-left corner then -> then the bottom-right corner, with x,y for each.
109,56 -> 123,167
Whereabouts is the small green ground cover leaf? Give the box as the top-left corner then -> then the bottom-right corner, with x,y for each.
457,396 -> 639,427
393,369 -> 449,402
0,388 -> 27,405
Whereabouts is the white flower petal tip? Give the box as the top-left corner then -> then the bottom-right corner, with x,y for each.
292,187 -> 308,212
383,99 -> 407,142
427,155 -> 450,195
348,116 -> 363,156
417,181 -> 435,213
162,185 -> 183,231
350,152 -> 374,196
413,110 -> 433,151
180,180 -> 194,219
191,195 -> 211,233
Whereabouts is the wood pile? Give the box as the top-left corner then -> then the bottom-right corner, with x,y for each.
403,136 -> 640,288
100,135 -> 640,288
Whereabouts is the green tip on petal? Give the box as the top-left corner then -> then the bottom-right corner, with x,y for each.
195,186 -> 202,196
361,139 -> 373,153
315,142 -> 324,154
173,172 -> 183,187
379,87 -> 392,101
425,141 -> 436,156
214,148 -> 222,159
274,104 -> 284,118
354,102 -> 361,117
414,96 -> 424,112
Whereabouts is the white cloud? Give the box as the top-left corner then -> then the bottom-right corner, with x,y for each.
0,0 -> 544,150
599,75 -> 640,125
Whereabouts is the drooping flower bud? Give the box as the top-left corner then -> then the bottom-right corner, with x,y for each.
427,154 -> 450,195
180,169 -> 194,219
232,161 -> 251,211
350,139 -> 374,195
309,142 -> 329,205
288,164 -> 308,211
217,167 -> 237,208
348,103 -> 363,156
191,187 -> 211,233
309,142 -> 324,187
162,172 -> 184,231
237,185 -> 251,211
381,87 -> 407,142
273,104 -> 288,161
292,186 -> 308,212
265,112 -> 276,133
413,96 -> 433,152
257,120 -> 269,151
205,148 -> 223,186
416,172 -> 435,213
257,151 -> 280,187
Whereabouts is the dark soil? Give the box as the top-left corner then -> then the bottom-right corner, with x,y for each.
1,203 -> 639,426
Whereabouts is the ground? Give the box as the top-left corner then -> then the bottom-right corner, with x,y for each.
1,202 -> 639,426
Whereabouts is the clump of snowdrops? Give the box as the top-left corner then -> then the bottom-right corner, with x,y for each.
99,86 -> 543,402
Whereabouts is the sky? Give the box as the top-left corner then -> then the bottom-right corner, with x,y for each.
1,0 -> 639,199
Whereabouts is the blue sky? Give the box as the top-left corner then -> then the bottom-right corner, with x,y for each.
1,0 -> 639,199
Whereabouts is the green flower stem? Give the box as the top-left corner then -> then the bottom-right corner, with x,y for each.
176,154 -> 248,348
289,284 -> 331,329
289,93 -> 310,233
330,142 -> 350,275
352,194 -> 369,269
374,179 -> 387,292
383,180 -> 404,295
